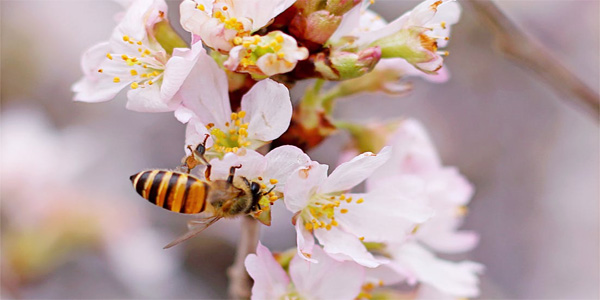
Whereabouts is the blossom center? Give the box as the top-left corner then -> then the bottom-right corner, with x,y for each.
102,35 -> 168,90
301,193 -> 364,231
234,33 -> 293,69
196,3 -> 249,34
208,111 -> 251,154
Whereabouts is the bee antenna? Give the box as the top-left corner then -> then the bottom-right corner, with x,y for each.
264,185 -> 276,195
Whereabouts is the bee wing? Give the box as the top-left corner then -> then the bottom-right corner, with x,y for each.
163,216 -> 222,249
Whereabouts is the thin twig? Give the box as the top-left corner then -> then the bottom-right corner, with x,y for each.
227,215 -> 260,299
465,0 -> 600,122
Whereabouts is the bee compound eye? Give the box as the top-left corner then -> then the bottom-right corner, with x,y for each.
250,182 -> 261,196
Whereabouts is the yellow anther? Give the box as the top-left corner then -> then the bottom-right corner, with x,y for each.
275,35 -> 284,43
106,53 -> 113,60
206,123 -> 215,129
148,80 -> 153,85
331,219 -> 338,226
260,183 -> 267,189
121,54 -> 128,60
222,5 -> 228,11
364,282 -> 375,291
137,41 -> 142,45
356,198 -> 364,204
319,221 -> 326,228
143,49 -> 151,56
359,237 -> 365,241
269,40 -> 278,48
340,209 -> 348,214
378,280 -> 384,286
138,48 -> 143,52
113,77 -> 121,83
238,111 -> 246,118
196,3 -> 205,10
269,195 -> 278,201
242,41 -> 252,48
140,73 -> 148,78
305,223 -> 313,231
269,179 -> 278,184
277,52 -> 285,59
130,82 -> 139,89
214,11 -> 223,19
340,195 -> 346,200
346,197 -> 352,203
231,112 -> 238,120
122,35 -> 130,42
130,69 -> 138,76
152,71 -> 160,76
441,21 -> 447,29
326,224 -> 332,231
98,69 -> 103,73
233,37 -> 243,45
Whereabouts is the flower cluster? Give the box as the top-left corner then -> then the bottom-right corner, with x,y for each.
73,0 -> 480,298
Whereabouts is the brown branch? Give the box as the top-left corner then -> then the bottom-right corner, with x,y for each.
227,215 -> 260,299
465,0 -> 600,122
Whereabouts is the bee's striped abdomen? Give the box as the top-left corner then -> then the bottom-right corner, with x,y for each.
130,170 -> 209,214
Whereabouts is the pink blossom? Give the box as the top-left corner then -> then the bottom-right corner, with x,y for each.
73,0 -> 196,112
245,243 -> 365,300
180,0 -> 297,52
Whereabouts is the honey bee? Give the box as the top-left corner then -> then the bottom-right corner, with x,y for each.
130,164 -> 270,249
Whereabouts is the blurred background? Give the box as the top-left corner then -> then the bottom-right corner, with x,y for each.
1,0 -> 598,299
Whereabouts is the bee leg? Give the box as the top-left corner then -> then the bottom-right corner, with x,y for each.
227,164 -> 243,184
204,164 -> 212,181
196,135 -> 213,180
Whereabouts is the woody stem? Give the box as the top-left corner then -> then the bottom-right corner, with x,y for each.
227,215 -> 260,299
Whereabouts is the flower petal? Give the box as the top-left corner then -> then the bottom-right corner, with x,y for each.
320,146 -> 391,194
336,190 -> 433,243
176,44 -> 232,128
295,221 -> 316,262
314,226 -> 383,268
245,242 -> 290,300
237,0 -> 297,31
241,79 -> 292,142
126,82 -> 176,112
290,246 -> 364,300
184,118 -> 213,152
328,2 -> 363,42
283,162 -> 328,213
209,150 -> 266,180
263,146 -> 312,192
390,242 -> 483,298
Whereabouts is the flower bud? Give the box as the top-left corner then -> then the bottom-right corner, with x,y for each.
290,10 -> 342,46
314,47 -> 381,80
371,27 -> 442,73
325,0 -> 361,16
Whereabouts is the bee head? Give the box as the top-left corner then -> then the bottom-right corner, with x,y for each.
250,182 -> 262,200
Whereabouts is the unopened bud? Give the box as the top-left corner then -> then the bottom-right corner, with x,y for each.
294,0 -> 326,15
371,28 -> 439,73
290,10 -> 342,46
315,47 -> 381,80
326,0 -> 361,15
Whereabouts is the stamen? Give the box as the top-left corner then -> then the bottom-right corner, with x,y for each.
113,77 -> 120,83
130,82 -> 139,89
